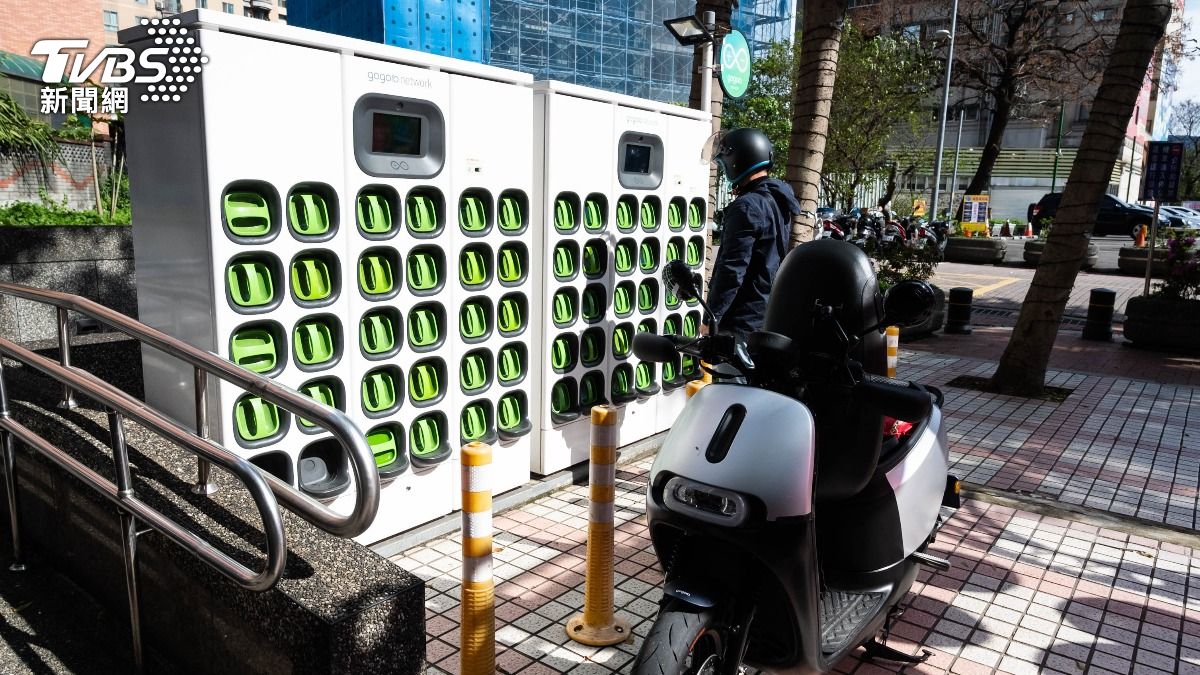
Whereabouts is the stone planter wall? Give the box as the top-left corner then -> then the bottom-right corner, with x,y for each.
1023,240 -> 1099,269
945,237 -> 1007,265
0,226 -> 134,343
1123,295 -> 1200,352
1117,246 -> 1170,277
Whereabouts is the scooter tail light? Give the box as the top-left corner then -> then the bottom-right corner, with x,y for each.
663,476 -> 749,527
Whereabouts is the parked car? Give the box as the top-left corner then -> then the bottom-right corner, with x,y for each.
1160,206 -> 1200,230
816,207 -> 840,220
1027,193 -> 1170,238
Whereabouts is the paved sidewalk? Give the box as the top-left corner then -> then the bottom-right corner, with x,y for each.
897,351 -> 1200,530
396,457 -> 1200,675
392,330 -> 1200,674
903,328 -> 1200,387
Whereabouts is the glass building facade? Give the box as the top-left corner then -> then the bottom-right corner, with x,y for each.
289,0 -> 793,105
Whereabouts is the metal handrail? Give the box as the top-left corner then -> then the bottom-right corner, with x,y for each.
0,282 -> 380,537
0,338 -> 287,591
0,281 -> 383,673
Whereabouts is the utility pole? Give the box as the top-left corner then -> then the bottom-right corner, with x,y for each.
948,108 -> 965,219
1050,101 -> 1065,193
930,1 -> 958,219
1125,105 -> 1139,202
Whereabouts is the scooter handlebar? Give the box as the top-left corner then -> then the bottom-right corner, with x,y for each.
855,375 -> 932,422
632,332 -> 691,363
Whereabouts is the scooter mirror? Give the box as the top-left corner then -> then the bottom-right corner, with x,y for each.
632,331 -> 680,363
663,259 -> 700,301
882,280 -> 936,328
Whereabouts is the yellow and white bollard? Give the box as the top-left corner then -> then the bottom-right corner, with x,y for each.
886,325 -> 899,378
566,405 -> 631,646
460,442 -> 495,675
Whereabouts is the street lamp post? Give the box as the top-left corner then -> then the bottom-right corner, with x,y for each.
930,3 -> 958,220
664,13 -> 718,114
1050,100 -> 1065,193
948,108 -> 965,220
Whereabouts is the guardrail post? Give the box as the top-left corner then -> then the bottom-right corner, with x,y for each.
56,308 -> 78,410
886,326 -> 900,377
191,367 -> 217,495
944,287 -> 974,335
1082,288 -> 1116,342
460,442 -> 494,675
107,408 -> 144,674
567,405 -> 630,646
0,359 -> 25,572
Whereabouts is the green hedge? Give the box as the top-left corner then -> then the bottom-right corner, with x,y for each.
0,200 -> 130,226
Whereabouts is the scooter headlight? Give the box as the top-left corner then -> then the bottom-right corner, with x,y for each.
664,476 -> 749,527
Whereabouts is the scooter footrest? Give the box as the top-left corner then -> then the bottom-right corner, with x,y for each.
819,590 -> 888,655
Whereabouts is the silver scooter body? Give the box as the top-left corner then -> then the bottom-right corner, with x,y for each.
651,382 -> 948,560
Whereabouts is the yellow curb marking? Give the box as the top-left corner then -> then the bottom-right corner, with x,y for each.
970,277 -> 1021,297
932,273 -> 1022,297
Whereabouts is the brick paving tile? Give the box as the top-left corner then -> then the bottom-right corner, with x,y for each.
885,351 -> 1200,530
392,455 -> 1200,674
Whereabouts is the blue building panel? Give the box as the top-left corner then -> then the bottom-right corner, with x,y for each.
452,0 -> 488,61
290,0 -> 791,104
384,1 -> 421,49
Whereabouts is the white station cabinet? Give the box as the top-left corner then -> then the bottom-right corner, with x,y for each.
121,10 -> 537,543
531,81 -> 710,474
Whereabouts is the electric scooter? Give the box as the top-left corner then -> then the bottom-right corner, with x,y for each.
630,244 -> 960,675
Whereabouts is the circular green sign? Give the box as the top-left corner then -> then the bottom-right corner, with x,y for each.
719,30 -> 752,99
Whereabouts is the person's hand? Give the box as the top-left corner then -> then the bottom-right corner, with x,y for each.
699,322 -> 710,336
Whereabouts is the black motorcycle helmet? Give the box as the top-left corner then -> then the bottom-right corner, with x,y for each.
713,128 -> 773,188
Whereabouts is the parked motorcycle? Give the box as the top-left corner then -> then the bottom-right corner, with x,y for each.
818,219 -> 845,241
630,248 -> 960,675
921,218 -> 950,257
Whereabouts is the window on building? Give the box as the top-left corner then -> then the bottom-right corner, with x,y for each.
1092,8 -> 1116,21
1078,103 -> 1091,121
223,2 -> 234,12
103,10 -> 119,30
197,0 -> 207,6
278,0 -> 286,7
136,0 -> 147,4
953,104 -> 980,121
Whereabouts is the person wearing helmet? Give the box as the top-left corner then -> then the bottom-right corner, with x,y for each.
706,128 -> 801,334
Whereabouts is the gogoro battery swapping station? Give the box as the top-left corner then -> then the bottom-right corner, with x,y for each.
119,10 -> 710,544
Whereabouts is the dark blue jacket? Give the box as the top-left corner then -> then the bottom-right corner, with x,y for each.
707,177 -> 801,333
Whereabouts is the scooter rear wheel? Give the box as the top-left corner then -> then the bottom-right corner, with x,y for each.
631,602 -> 725,675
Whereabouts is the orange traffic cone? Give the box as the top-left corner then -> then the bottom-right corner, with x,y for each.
1134,224 -> 1147,248
1023,222 -> 1034,237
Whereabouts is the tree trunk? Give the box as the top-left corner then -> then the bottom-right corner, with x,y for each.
878,160 -> 898,210
989,0 -> 1172,396
785,0 -> 846,248
689,0 -> 735,223
962,76 -> 1014,199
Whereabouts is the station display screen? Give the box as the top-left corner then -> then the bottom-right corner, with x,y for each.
623,143 -> 653,174
371,113 -> 423,156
